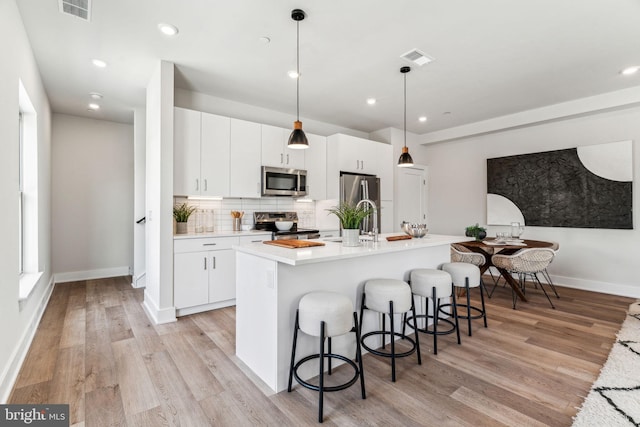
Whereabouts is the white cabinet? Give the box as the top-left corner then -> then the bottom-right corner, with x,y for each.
304,133 -> 327,200
174,237 -> 238,314
174,107 -> 230,197
326,134 -> 394,200
201,113 -> 230,197
174,107 -> 202,196
230,119 -> 262,198
261,125 -> 305,169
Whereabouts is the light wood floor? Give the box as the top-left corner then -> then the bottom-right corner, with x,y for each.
9,276 -> 634,426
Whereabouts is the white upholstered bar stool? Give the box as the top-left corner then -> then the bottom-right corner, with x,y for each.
440,262 -> 487,336
405,269 -> 460,355
288,292 -> 366,423
359,279 -> 421,382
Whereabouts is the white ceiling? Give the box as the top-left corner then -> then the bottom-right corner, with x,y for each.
15,0 -> 640,134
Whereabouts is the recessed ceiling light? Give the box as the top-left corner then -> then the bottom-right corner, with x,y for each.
88,103 -> 100,110
89,92 -> 103,100
288,70 -> 299,79
92,59 -> 107,68
366,98 -> 376,105
418,116 -> 427,122
158,23 -> 179,36
621,66 -> 640,76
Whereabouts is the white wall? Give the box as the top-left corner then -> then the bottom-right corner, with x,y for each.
133,108 -> 146,288
143,61 -> 176,324
421,105 -> 640,297
51,114 -> 133,281
0,0 -> 53,402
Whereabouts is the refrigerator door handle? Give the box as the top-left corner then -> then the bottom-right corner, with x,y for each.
361,180 -> 370,232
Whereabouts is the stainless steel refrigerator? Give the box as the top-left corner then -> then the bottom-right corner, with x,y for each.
340,172 -> 381,234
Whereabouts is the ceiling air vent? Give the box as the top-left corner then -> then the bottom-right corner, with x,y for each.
58,0 -> 91,21
400,49 -> 433,66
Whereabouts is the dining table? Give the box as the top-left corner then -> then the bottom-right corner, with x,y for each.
455,238 -> 554,302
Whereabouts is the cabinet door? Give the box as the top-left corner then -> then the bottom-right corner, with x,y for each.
208,249 -> 236,303
261,125 -> 285,167
201,113 -> 230,197
230,119 -> 262,198
174,251 -> 209,309
305,133 -> 326,200
174,108 -> 201,196
337,137 -> 364,173
283,129 -> 305,169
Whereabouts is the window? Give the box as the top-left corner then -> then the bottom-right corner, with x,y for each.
18,80 -> 41,301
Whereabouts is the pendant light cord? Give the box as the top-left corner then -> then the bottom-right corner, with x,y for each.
403,72 -> 407,148
296,19 -> 300,121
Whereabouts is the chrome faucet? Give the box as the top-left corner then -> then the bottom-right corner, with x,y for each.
356,199 -> 379,243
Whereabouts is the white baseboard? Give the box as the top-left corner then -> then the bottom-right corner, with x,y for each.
131,272 -> 146,289
551,274 -> 640,299
142,293 -> 176,325
0,276 -> 54,403
54,266 -> 130,283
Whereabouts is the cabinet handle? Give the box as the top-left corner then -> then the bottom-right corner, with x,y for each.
196,179 -> 199,191
325,234 -> 334,237
257,182 -> 261,194
286,154 -> 289,164
251,240 -> 262,243
356,160 -> 359,170
203,243 -> 217,246
204,179 -> 208,191
204,257 -> 207,270
280,153 -> 284,164
212,256 -> 216,269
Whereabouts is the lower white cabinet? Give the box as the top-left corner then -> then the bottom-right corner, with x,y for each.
174,234 -> 272,315
174,237 -> 238,314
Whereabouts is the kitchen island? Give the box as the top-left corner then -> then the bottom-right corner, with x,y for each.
233,233 -> 472,392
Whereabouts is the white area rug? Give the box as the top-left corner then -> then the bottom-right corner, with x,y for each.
573,301 -> 640,426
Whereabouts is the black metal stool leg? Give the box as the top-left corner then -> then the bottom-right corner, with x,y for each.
432,286 -> 438,354
452,283 -> 461,345
353,312 -> 366,399
287,310 -> 300,392
328,337 -> 332,374
411,298 -> 421,365
466,277 -> 472,336
318,321 -> 325,423
479,276 -> 488,328
389,301 -> 396,382
382,312 -> 386,349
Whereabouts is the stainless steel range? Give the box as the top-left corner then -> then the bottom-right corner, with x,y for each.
253,212 -> 320,240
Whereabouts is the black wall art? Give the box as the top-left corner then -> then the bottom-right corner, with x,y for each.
487,144 -> 633,229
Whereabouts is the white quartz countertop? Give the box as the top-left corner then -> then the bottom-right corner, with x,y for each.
233,233 -> 474,266
174,230 -> 272,239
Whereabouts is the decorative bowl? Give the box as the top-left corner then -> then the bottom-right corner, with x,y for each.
275,221 -> 293,231
402,223 -> 428,238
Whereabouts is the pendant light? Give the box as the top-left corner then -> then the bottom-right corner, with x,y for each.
288,9 -> 309,149
398,66 -> 414,167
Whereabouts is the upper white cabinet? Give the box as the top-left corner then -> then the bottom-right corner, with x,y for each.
174,107 -> 202,196
201,113 -> 230,197
230,118 -> 262,198
326,134 -> 393,200
261,124 -> 305,169
174,107 -> 230,197
304,133 -> 327,200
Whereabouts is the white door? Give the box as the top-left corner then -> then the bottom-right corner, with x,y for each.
396,166 -> 427,229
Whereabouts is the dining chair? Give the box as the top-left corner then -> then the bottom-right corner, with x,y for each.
540,242 -> 560,298
491,248 -> 558,309
450,243 -> 494,295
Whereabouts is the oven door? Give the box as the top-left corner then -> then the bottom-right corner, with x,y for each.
262,166 -> 307,197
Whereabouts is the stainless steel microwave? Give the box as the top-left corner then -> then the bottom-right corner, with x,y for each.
261,166 -> 307,197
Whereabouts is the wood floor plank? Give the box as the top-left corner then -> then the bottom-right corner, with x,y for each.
47,345 -> 85,425
8,278 -> 635,426
111,338 -> 160,417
